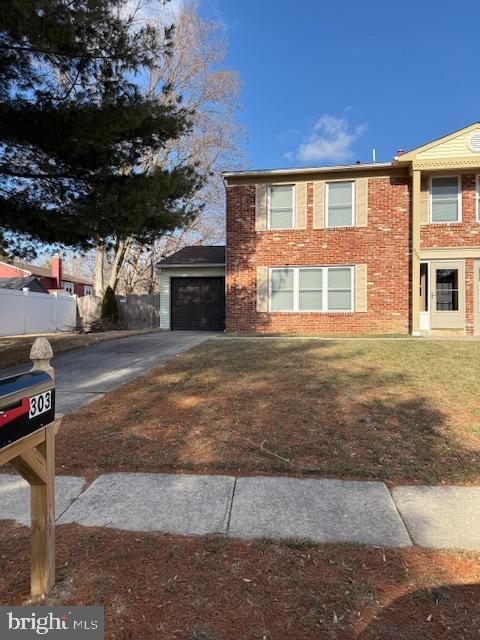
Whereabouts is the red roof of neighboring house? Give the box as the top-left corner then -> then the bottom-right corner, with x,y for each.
3,261 -> 93,286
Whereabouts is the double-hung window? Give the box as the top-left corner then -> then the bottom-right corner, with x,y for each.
270,266 -> 353,312
430,176 -> 461,223
326,181 -> 354,228
268,185 -> 294,229
477,176 -> 480,222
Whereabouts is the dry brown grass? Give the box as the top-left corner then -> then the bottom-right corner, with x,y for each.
1,523 -> 479,639
59,338 -> 480,484
0,329 -> 159,369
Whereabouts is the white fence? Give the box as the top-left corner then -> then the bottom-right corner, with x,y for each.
0,289 -> 77,336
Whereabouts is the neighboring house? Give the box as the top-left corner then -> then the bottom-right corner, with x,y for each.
156,246 -> 225,330
0,255 -> 93,297
0,275 -> 49,294
222,122 -> 480,336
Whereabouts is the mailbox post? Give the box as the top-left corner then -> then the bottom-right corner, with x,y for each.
0,337 -> 60,597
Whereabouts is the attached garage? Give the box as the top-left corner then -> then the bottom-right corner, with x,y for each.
157,246 -> 225,331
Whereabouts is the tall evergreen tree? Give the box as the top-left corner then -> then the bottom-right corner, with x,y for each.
0,0 -> 203,257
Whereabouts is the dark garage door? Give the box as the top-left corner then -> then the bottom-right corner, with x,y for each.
171,277 -> 225,331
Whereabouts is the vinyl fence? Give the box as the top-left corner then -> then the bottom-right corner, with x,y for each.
77,294 -> 160,330
0,288 -> 77,336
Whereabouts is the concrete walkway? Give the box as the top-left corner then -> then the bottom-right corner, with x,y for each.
0,331 -> 213,414
1,473 -> 479,551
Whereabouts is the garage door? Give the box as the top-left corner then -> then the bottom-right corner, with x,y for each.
171,277 -> 225,331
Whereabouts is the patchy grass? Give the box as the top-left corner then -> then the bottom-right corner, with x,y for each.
0,329 -> 159,369
1,523 -> 479,639
59,338 -> 480,484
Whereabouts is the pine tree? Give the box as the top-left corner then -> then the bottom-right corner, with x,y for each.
0,1 -> 204,257
101,286 -> 118,323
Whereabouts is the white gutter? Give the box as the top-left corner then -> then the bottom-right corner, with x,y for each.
156,263 -> 225,269
223,161 -> 393,179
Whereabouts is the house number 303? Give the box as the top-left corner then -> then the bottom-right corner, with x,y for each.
29,391 -> 52,419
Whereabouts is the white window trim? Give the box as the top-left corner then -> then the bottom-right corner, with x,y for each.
429,175 -> 462,224
267,184 -> 295,230
62,281 -> 74,294
268,266 -> 354,313
84,285 -> 93,296
325,181 -> 355,229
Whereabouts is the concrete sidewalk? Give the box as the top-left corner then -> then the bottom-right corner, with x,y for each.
1,473 -> 479,551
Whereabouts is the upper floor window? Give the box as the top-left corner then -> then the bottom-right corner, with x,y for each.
269,266 -> 353,312
62,281 -> 74,294
477,176 -> 480,222
326,181 -> 355,228
268,185 -> 294,230
84,285 -> 93,296
430,176 -> 461,223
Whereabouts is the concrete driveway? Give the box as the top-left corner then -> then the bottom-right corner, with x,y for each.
0,331 -> 214,414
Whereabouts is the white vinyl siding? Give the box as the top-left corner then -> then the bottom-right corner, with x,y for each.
326,181 -> 354,228
269,266 -> 353,312
268,185 -> 294,230
430,176 -> 461,223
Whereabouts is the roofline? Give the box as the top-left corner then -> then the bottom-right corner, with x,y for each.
393,121 -> 480,163
0,260 -> 31,275
156,262 -> 225,269
223,162 -> 393,179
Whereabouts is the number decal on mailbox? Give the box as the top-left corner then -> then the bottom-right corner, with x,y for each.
29,391 -> 52,419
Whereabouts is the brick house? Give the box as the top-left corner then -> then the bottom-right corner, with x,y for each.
224,123 -> 480,336
0,255 -> 93,297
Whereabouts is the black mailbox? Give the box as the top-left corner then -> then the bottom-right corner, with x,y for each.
0,370 -> 55,450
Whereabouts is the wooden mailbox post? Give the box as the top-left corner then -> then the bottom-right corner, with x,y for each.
0,337 -> 60,597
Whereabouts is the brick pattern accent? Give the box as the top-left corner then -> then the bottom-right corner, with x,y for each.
226,177 -> 411,334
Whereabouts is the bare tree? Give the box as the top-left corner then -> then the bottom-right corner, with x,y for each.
95,1 -> 245,294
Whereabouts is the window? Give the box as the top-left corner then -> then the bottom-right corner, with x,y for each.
270,269 -> 294,311
477,176 -> 480,222
326,181 -> 354,228
268,185 -> 294,230
84,285 -> 93,296
430,176 -> 460,223
269,266 -> 353,312
420,263 -> 429,312
62,281 -> 74,294
435,268 -> 459,311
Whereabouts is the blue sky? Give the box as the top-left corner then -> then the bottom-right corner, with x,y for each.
198,0 -> 480,169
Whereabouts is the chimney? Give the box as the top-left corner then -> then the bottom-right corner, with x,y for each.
51,254 -> 62,288
397,149 -> 405,156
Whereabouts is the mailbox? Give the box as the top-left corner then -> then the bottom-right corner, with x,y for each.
0,370 -> 55,450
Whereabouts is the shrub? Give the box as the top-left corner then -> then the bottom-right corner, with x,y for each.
101,286 -> 119,323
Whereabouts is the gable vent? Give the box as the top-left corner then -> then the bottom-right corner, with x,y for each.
468,132 -> 480,153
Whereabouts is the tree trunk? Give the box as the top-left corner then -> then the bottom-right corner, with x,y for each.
94,240 -> 104,296
107,237 -> 132,292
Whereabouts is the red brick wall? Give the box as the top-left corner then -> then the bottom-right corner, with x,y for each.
226,177 -> 411,334
421,175 -> 480,248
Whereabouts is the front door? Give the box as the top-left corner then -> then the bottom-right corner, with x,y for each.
430,261 -> 465,329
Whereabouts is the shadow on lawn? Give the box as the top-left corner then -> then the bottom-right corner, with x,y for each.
59,339 -> 480,485
357,582 -> 480,639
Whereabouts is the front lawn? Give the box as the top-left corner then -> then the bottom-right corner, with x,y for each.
59,338 -> 480,485
1,523 -> 479,639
